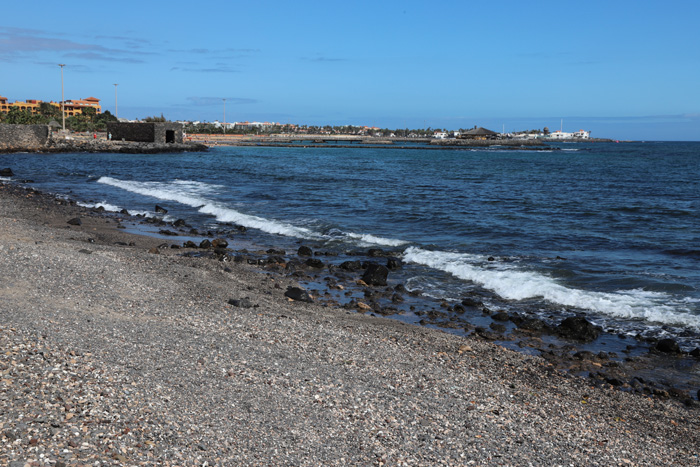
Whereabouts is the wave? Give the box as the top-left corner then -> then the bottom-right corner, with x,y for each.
97,176 -> 407,246
403,247 -> 700,330
78,201 -> 122,212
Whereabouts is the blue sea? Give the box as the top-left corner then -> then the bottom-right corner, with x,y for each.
3,141 -> 700,352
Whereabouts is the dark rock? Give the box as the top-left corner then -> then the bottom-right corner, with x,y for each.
557,316 -> 601,342
515,317 -> 549,333
305,258 -> 324,268
228,298 -> 254,308
0,168 -> 14,176
159,229 -> 178,236
212,238 -> 229,248
492,311 -> 510,322
689,348 -> 700,358
394,284 -> 407,293
119,209 -> 130,215
173,219 -> 187,227
155,205 -> 168,214
284,286 -> 313,303
489,323 -> 506,333
67,217 -> 82,226
267,248 -> 285,255
362,263 -> 389,286
386,257 -> 403,270
298,245 -> 313,256
653,338 -> 681,354
573,351 -> 596,360
391,293 -> 404,303
183,240 -> 197,248
368,248 -> 385,257
148,247 -> 160,254
452,304 -> 466,314
339,260 -> 362,271
461,297 -> 483,308
199,239 -> 212,249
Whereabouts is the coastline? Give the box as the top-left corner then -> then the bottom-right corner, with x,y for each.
0,183 -> 698,464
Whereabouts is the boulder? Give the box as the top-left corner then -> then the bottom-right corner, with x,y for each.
155,205 -> 168,214
556,316 -> 601,342
0,168 -> 14,176
183,240 -> 197,248
173,219 -> 187,227
67,217 -> 82,226
653,338 -> 682,354
339,260 -> 362,271
284,286 -> 313,303
386,257 -> 403,270
212,238 -> 229,248
362,263 -> 389,286
297,245 -> 313,257
228,298 -> 254,308
304,258 -> 324,269
199,239 -> 212,249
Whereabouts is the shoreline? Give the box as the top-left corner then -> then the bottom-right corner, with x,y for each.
0,182 -> 699,464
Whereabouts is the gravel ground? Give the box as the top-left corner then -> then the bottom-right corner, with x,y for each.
0,183 -> 698,466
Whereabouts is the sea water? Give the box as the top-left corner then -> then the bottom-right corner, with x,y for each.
2,141 -> 699,349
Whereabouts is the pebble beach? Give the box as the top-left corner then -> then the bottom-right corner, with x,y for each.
1,182 -> 699,466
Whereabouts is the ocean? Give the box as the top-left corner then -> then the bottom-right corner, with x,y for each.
3,141 -> 700,356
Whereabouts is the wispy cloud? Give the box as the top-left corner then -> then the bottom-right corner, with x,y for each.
302,55 -> 348,62
0,26 -> 150,63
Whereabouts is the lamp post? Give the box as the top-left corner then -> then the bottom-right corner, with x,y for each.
58,64 -> 66,131
222,98 -> 226,134
113,84 -> 118,119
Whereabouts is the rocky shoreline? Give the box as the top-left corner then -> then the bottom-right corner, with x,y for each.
0,182 -> 699,465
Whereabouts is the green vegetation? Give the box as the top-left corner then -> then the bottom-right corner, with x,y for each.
0,107 -> 118,131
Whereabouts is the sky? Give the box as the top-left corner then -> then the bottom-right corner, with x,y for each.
1,0 -> 699,140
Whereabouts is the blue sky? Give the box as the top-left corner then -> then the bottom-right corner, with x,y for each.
1,0 -> 698,140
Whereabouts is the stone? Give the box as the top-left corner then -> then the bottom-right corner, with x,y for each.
368,248 -> 385,257
119,209 -> 130,215
298,245 -> 313,256
461,297 -> 483,308
155,205 -> 168,214
362,263 -> 389,286
212,238 -> 229,248
386,257 -> 403,270
199,239 -> 212,249
305,258 -> 324,268
183,240 -> 197,248
0,168 -> 14,176
492,311 -> 510,322
557,316 -> 601,342
653,338 -> 681,354
148,247 -> 160,254
159,229 -> 178,236
173,219 -> 187,227
67,217 -> 82,226
285,286 -> 313,303
689,348 -> 700,358
339,260 -> 362,271
228,298 -> 254,308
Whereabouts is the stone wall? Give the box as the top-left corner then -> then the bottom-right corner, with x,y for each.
107,123 -> 183,144
0,124 -> 50,151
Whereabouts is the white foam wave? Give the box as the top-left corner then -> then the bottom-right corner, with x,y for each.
346,233 -> 408,247
78,201 -> 122,212
97,176 -> 414,246
403,247 -> 700,330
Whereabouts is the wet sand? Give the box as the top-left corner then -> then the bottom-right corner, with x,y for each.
0,182 -> 698,465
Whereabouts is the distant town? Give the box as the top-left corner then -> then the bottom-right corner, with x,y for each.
0,93 -> 592,141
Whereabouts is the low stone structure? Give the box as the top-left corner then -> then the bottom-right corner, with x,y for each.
0,123 -> 50,151
107,122 -> 183,144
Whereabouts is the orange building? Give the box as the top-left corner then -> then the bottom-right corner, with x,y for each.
0,95 -> 101,116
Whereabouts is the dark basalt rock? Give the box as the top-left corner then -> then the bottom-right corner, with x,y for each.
284,286 -> 313,303
653,338 -> 682,354
492,311 -> 510,322
515,317 -> 550,333
461,297 -> 484,308
119,209 -> 130,215
212,238 -> 228,248
362,263 -> 389,286
155,205 -> 168,214
67,217 -> 82,226
297,246 -> 313,257
386,257 -> 403,270
368,248 -> 385,257
159,229 -> 178,236
0,168 -> 14,176
228,298 -> 254,308
267,248 -> 285,255
183,240 -> 197,248
339,260 -> 362,271
557,316 -> 602,342
199,239 -> 212,249
173,219 -> 187,227
689,348 -> 700,358
304,258 -> 324,269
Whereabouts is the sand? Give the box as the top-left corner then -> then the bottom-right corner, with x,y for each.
0,182 -> 698,466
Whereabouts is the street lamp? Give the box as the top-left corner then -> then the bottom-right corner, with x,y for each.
113,84 -> 118,119
58,64 -> 66,131
222,98 -> 226,134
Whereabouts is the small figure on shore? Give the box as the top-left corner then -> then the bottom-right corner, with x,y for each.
93,133 -> 97,139
108,132 -> 112,141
